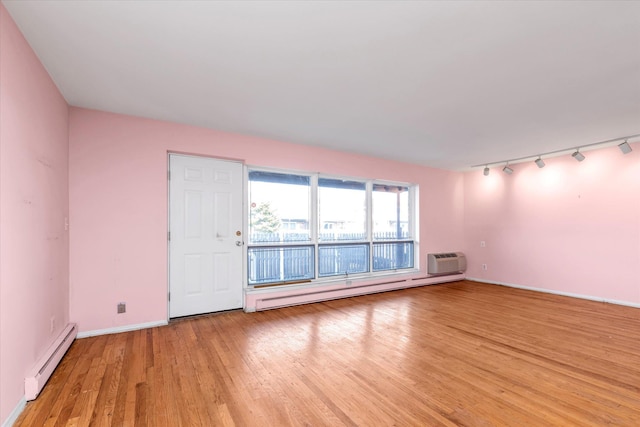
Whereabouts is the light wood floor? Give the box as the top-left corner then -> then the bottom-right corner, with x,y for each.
16,280 -> 640,426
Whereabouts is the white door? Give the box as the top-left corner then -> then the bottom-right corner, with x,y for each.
169,154 -> 243,318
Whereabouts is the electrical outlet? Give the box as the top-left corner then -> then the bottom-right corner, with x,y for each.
480,241 -> 486,247
50,316 -> 55,333
117,302 -> 126,314
482,264 -> 488,271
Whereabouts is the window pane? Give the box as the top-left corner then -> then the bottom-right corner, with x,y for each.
318,178 -> 366,242
373,242 -> 414,271
318,244 -> 369,277
248,246 -> 314,285
249,171 -> 310,243
372,184 -> 410,240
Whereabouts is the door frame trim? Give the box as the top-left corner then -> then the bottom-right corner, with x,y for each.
167,152 -> 246,320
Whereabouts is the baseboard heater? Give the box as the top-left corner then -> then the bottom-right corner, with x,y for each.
254,274 -> 464,311
25,322 -> 77,401
427,252 -> 467,276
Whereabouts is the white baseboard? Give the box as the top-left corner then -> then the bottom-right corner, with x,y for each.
468,277 -> 640,309
2,397 -> 26,427
76,320 -> 168,338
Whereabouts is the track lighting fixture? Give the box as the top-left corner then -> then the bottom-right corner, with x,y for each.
618,140 -> 632,154
571,150 -> 585,162
473,134 -> 638,174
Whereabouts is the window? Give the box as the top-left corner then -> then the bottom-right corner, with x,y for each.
318,244 -> 369,277
248,171 -> 312,285
372,184 -> 413,271
372,184 -> 410,240
248,246 -> 314,285
318,178 -> 366,242
248,171 -> 310,243
248,169 -> 416,286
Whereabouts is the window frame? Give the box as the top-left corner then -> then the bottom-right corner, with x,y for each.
246,167 -> 418,287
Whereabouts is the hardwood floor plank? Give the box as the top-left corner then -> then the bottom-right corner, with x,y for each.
50,358 -> 91,427
14,281 -> 640,426
20,345 -> 83,427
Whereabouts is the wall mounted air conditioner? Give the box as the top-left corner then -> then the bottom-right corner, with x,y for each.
427,252 -> 467,275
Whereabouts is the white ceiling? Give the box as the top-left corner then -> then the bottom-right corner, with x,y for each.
4,1 -> 639,170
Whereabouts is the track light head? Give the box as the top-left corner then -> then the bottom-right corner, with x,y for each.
572,150 -> 585,162
535,157 -> 545,168
618,140 -> 632,154
502,165 -> 513,175
483,166 -> 490,176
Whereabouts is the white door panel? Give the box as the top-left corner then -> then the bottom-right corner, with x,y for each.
169,155 -> 243,318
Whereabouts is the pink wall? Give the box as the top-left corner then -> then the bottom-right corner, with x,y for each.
463,142 -> 640,304
0,4 -> 70,423
68,107 -> 464,332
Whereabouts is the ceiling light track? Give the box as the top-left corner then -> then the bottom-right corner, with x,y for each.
472,133 -> 639,174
